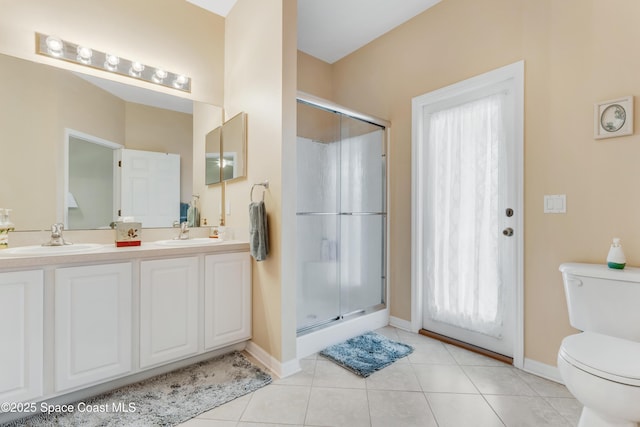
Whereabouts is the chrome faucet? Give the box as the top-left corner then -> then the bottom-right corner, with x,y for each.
43,223 -> 71,246
176,221 -> 190,240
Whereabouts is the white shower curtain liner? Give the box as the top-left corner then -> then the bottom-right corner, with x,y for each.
425,93 -> 505,338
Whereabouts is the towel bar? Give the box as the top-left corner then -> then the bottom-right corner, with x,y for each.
250,181 -> 269,202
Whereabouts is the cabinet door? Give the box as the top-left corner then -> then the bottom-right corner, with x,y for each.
140,257 -> 198,368
204,252 -> 251,350
0,270 -> 43,402
55,263 -> 132,392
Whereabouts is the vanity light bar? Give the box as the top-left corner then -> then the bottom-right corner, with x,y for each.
35,33 -> 191,93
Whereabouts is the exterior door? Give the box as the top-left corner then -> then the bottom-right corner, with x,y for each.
413,62 -> 523,358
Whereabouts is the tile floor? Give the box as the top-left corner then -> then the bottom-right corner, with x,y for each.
179,326 -> 582,427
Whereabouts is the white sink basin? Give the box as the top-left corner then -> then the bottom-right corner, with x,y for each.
154,238 -> 224,247
0,243 -> 104,256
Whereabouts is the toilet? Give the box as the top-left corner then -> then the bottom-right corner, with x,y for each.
558,263 -> 640,427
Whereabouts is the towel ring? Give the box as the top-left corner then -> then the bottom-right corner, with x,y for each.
250,181 -> 269,202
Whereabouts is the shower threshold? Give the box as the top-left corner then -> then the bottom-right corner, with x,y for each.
296,305 -> 389,359
296,303 -> 386,337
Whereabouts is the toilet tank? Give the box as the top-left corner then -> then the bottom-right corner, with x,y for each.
560,263 -> 640,342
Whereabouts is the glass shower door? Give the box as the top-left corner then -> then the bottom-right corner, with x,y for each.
296,102 -> 341,331
339,116 -> 386,317
296,100 -> 387,334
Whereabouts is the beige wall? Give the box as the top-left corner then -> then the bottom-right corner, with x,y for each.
193,102 -> 224,229
224,0 -> 298,363
299,0 -> 640,366
0,0 -> 224,105
298,51 -> 333,100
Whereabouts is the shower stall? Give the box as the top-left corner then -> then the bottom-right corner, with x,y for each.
296,94 -> 388,339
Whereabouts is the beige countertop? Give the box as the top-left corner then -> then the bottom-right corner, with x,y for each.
0,240 -> 250,270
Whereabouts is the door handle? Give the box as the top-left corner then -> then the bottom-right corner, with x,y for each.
503,227 -> 514,237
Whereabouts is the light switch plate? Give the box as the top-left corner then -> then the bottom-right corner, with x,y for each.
544,195 -> 566,214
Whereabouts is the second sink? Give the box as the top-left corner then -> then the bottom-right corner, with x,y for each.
154,238 -> 224,247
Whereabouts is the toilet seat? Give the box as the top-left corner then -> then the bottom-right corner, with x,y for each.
559,332 -> 640,387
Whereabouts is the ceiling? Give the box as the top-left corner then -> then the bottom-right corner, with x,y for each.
188,0 -> 441,64
76,73 -> 194,113
80,1 -> 442,111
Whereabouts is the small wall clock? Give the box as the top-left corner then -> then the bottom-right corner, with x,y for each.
594,96 -> 633,139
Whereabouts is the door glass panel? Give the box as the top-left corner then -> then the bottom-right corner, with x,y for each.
296,214 -> 340,330
340,214 -> 385,315
424,93 -> 504,337
340,116 -> 385,213
296,102 -> 340,214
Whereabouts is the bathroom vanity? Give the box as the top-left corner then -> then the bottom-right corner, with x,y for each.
0,240 -> 251,419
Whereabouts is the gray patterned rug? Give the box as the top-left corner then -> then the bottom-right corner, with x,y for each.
320,331 -> 414,377
7,351 -> 271,427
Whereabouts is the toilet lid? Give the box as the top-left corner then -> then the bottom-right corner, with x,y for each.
560,332 -> 640,386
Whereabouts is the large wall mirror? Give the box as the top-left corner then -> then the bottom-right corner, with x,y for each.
205,112 -> 247,185
0,52 -> 221,231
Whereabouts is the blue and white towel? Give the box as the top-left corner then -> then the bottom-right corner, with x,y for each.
249,201 -> 269,261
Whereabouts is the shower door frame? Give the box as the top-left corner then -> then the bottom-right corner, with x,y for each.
296,91 -> 391,336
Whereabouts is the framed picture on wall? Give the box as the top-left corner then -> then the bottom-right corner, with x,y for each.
594,96 -> 633,139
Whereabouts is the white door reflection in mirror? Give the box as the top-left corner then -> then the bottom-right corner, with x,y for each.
120,149 -> 180,228
65,130 -> 122,230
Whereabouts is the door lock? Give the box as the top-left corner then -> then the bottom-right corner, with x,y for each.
503,227 -> 514,237
505,208 -> 514,217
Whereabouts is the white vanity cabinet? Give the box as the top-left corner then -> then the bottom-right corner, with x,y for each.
0,270 -> 43,403
0,242 -> 251,422
54,263 -> 132,392
204,252 -> 252,350
140,257 -> 199,368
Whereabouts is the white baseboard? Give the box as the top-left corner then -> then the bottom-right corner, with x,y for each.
389,316 -> 414,332
247,310 -> 393,379
296,309 -> 389,359
523,358 -> 563,384
245,340 -> 301,379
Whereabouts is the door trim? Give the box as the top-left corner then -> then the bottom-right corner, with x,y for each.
410,61 -> 524,369
62,128 -> 122,228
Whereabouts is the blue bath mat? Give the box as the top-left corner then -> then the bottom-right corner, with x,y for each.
320,331 -> 414,377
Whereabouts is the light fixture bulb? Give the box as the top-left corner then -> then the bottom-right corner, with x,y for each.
45,36 -> 64,57
173,74 -> 189,89
129,61 -> 145,77
76,46 -> 93,64
36,33 -> 191,93
104,54 -> 120,71
152,68 -> 168,83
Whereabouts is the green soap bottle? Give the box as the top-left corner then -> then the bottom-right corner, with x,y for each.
606,237 -> 626,269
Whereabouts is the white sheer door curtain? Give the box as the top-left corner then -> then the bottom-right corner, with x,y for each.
424,93 -> 505,338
